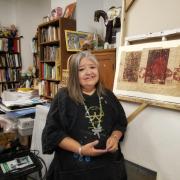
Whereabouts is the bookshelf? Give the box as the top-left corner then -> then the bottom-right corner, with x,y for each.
38,18 -> 76,99
0,36 -> 22,96
32,35 -> 39,78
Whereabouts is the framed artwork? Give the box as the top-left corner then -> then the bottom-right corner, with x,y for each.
113,40 -> 180,110
63,2 -> 76,18
65,30 -> 88,51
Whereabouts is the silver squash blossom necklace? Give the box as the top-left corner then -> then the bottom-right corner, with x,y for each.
83,96 -> 104,139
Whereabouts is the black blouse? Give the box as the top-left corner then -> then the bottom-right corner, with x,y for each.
42,87 -> 127,154
41,88 -> 127,171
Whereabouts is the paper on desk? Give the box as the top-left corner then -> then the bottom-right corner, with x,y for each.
1,90 -> 38,101
2,98 -> 45,108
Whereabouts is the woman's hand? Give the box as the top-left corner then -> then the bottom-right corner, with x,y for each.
106,135 -> 119,153
81,140 -> 107,156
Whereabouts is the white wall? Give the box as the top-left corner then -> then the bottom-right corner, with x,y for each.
120,0 -> 180,180
126,0 -> 180,36
0,0 -> 16,26
76,0 -> 104,36
121,102 -> 180,180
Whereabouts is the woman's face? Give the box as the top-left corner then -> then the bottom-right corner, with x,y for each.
78,57 -> 99,92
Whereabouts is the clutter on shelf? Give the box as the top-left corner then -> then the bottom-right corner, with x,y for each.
20,66 -> 34,88
42,2 -> 76,23
43,6 -> 63,23
51,7 -> 63,20
0,24 -> 18,38
80,33 -> 104,50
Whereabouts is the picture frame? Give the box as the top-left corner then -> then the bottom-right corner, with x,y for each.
113,40 -> 180,110
65,30 -> 89,52
63,2 -> 76,18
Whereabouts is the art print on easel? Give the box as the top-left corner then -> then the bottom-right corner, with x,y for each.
113,40 -> 180,105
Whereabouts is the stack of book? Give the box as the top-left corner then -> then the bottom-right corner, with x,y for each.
1,89 -> 45,112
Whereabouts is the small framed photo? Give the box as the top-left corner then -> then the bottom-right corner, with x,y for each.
63,2 -> 76,18
65,30 -> 88,51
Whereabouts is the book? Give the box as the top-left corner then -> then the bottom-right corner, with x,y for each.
0,155 -> 33,173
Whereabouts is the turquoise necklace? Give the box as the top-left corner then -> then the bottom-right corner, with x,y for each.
83,96 -> 104,139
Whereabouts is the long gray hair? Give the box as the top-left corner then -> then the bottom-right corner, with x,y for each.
67,51 -> 105,104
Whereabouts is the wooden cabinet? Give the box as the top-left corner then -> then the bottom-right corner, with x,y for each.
92,49 -> 116,90
38,18 -> 76,98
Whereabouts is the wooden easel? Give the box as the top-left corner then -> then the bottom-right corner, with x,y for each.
126,102 -> 149,123
118,95 -> 180,123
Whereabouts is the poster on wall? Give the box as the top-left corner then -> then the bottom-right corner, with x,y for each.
113,40 -> 180,105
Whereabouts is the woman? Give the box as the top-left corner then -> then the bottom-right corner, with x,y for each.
42,51 -> 127,180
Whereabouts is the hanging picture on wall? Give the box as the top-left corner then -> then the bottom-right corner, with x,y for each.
65,30 -> 88,51
113,40 -> 180,108
63,2 -> 76,18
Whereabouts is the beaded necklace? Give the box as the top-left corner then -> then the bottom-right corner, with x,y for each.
83,95 -> 104,139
